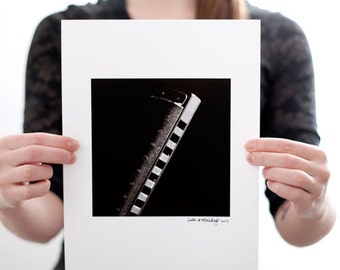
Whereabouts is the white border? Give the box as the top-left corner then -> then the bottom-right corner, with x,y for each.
62,20 -> 260,270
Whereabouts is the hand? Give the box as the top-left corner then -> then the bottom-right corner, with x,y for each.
245,137 -> 330,219
0,133 -> 79,210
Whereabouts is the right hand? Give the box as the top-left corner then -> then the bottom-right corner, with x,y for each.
0,132 -> 79,210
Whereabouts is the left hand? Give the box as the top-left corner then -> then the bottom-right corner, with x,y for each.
244,137 -> 330,219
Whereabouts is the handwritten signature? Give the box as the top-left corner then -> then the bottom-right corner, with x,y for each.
186,217 -> 229,226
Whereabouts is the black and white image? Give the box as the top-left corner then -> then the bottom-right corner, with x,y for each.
92,78 -> 231,217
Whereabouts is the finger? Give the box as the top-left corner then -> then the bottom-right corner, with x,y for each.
7,145 -> 77,166
1,133 -> 79,152
262,167 -> 316,194
247,151 -> 315,175
1,164 -> 53,185
0,180 -> 51,206
266,180 -> 313,211
245,138 -> 323,161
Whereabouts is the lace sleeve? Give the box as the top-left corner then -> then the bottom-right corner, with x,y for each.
258,11 -> 320,217
24,14 -> 64,199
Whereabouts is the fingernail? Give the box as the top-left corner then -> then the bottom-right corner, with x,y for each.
246,153 -> 254,164
67,140 -> 79,151
67,141 -> 73,150
245,141 -> 254,151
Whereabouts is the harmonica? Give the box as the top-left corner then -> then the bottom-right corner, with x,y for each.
117,89 -> 201,216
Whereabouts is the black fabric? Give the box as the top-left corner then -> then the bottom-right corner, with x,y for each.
53,242 -> 65,270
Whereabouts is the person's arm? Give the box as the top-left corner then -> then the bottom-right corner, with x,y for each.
245,137 -> 336,246
250,7 -> 336,244
0,133 -> 79,243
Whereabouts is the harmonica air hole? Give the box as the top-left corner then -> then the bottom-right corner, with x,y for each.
134,200 -> 143,208
177,120 -> 187,130
163,146 -> 173,156
141,185 -> 152,195
149,172 -> 158,181
170,133 -> 180,143
156,159 -> 166,169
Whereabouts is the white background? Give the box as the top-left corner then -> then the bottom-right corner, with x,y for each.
0,1 -> 339,269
